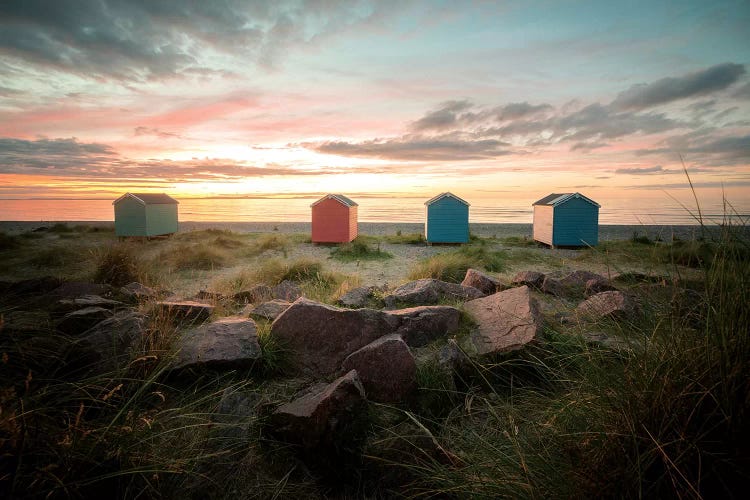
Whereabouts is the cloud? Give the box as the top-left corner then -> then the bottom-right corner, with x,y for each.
615,165 -> 672,175
570,141 -> 609,151
410,100 -> 472,131
310,135 -> 513,161
611,63 -> 746,110
0,136 -> 117,171
134,126 -> 181,139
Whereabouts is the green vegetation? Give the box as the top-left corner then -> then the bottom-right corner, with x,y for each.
93,244 -> 141,286
160,244 -> 231,271
409,245 -> 507,282
329,236 -> 392,262
384,232 -> 426,244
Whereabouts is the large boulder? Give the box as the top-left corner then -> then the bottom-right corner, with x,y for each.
575,291 -> 638,321
69,310 -> 146,374
464,286 -> 543,355
271,298 -> 400,375
384,279 -> 483,308
246,299 -> 291,320
390,306 -> 461,347
56,306 -> 113,335
341,334 -> 416,403
511,271 -> 545,289
171,317 -> 262,371
461,269 -> 502,295
270,370 -> 367,450
155,301 -> 213,325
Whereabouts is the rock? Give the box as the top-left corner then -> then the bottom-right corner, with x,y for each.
120,282 -> 159,301
194,290 -> 226,302
464,286 -> 543,355
233,284 -> 273,304
390,306 -> 461,347
384,279 -> 484,307
171,317 -> 262,371
461,268 -> 502,295
271,298 -> 400,375
575,291 -> 638,321
247,299 -> 291,320
341,335 -> 416,402
272,280 -> 302,301
53,295 -> 124,315
437,339 -> 471,373
560,270 -> 607,289
2,311 -> 53,336
270,370 -> 367,450
56,306 -> 113,335
68,311 -> 146,374
5,276 -> 62,297
47,281 -> 115,300
155,301 -> 213,324
511,271 -> 545,289
337,286 -> 382,308
581,331 -> 642,351
540,276 -> 563,296
584,277 -> 617,296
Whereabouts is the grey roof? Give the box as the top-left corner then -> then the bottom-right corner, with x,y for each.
310,194 -> 358,207
532,192 -> 600,208
113,192 -> 179,205
424,192 -> 470,206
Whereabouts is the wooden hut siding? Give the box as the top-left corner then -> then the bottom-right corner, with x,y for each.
114,196 -> 148,237
532,193 -> 599,247
425,193 -> 470,243
552,197 -> 598,246
113,193 -> 179,237
311,194 -> 358,243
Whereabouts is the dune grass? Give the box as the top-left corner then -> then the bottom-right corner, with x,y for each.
329,236 -> 392,262
409,245 -> 507,282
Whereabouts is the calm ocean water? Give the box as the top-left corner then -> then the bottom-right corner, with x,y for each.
0,197 -> 746,225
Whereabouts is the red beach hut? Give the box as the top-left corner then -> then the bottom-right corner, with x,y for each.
311,194 -> 358,243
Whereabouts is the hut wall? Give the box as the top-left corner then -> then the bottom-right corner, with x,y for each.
552,197 -> 599,246
532,205 -> 554,246
348,205 -> 358,241
426,197 -> 469,243
145,204 -> 179,236
312,198 -> 356,243
114,197 -> 147,237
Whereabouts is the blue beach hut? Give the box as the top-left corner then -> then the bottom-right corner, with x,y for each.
532,192 -> 600,247
113,192 -> 179,237
424,192 -> 470,244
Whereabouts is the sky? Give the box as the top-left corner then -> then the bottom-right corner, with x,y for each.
0,0 -> 748,208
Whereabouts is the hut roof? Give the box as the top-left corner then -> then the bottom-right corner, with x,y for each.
424,192 -> 470,206
311,194 -> 358,207
532,192 -> 600,208
113,193 -> 179,205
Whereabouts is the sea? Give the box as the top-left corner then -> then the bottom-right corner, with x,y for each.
0,196 -> 747,225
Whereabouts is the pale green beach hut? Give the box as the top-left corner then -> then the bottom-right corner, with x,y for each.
113,193 -> 179,237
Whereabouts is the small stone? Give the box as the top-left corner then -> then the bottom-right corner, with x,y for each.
233,284 -> 273,304
511,271 -> 545,289
172,317 -> 262,371
247,299 -> 291,320
390,305 -> 461,347
384,278 -> 484,307
155,301 -> 213,324
56,307 -> 113,335
272,280 -> 302,301
461,269 -> 502,295
576,291 -> 638,321
337,286 -> 382,308
120,282 -> 159,301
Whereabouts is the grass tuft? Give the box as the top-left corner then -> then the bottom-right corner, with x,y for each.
409,246 -> 506,282
329,237 -> 392,262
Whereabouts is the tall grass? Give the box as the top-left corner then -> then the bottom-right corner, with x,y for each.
409,246 -> 506,282
329,237 -> 392,262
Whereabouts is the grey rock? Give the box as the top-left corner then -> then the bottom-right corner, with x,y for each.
172,317 -> 261,371
511,271 -> 546,289
584,277 -> 618,296
540,276 -> 563,296
70,310 -> 146,373
341,334 -> 416,403
233,284 -> 273,304
155,301 -> 213,324
390,305 -> 461,347
464,286 -> 543,355
56,306 -> 113,335
337,286 -> 382,308
120,282 -> 159,301
576,291 -> 638,321
270,370 -> 367,450
247,299 -> 291,320
272,280 -> 302,301
384,278 -> 484,307
461,268 -> 502,295
271,298 -> 400,375
54,295 -> 124,315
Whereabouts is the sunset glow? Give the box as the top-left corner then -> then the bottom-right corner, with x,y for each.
0,1 -> 748,215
